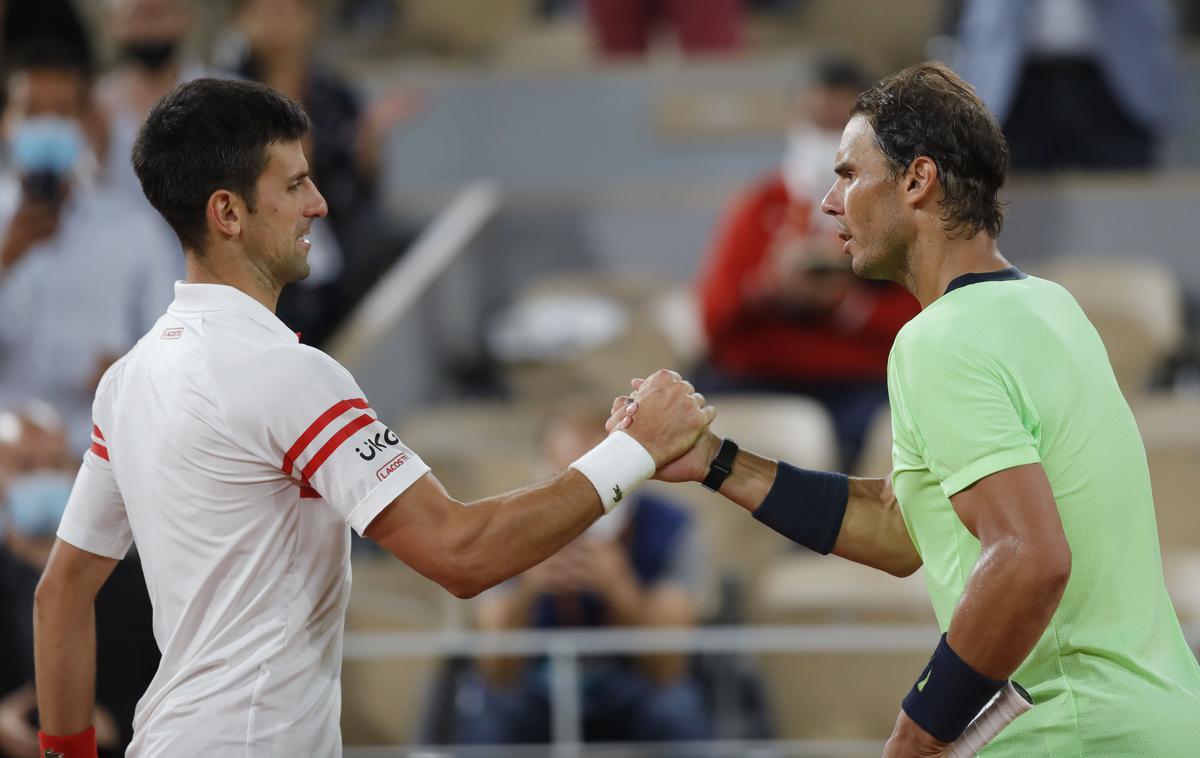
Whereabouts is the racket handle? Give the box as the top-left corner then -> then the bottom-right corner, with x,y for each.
947,680 -> 1034,758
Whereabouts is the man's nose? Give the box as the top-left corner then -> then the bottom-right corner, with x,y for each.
820,185 -> 840,216
307,187 -> 329,219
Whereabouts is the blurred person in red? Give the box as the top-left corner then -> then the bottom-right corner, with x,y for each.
457,408 -> 712,745
0,404 -> 157,758
695,57 -> 919,467
585,0 -> 742,58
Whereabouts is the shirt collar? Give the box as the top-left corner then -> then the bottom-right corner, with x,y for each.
168,281 -> 298,343
944,266 -> 1027,295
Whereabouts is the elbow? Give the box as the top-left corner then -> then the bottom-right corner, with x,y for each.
887,554 -> 923,578
436,551 -> 494,600
1042,541 -> 1073,598
1008,536 -> 1072,607
33,571 -> 61,616
444,574 -> 485,600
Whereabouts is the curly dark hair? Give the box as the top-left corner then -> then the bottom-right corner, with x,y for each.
852,62 -> 1008,239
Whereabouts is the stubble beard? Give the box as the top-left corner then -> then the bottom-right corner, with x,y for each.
852,234 -> 912,288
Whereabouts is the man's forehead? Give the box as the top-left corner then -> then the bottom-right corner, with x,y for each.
263,140 -> 309,175
836,115 -> 882,165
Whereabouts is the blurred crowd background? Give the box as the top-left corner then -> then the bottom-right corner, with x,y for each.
1,1 -> 1199,756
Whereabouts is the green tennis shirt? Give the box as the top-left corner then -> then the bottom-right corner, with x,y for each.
888,268 -> 1200,756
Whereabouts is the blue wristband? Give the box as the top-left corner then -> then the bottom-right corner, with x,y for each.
901,633 -> 1006,743
751,462 -> 848,554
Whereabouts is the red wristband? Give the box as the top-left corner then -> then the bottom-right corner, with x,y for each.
38,725 -> 97,758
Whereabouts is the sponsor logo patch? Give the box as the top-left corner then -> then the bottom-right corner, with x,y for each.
376,452 -> 410,481
356,428 -> 401,461
161,327 -> 184,340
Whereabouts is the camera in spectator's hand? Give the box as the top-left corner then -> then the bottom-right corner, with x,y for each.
20,169 -> 66,207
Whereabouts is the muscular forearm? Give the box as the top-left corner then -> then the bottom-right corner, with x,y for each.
445,471 -> 603,598
713,450 -> 920,576
34,587 -> 97,736
946,537 -> 1070,679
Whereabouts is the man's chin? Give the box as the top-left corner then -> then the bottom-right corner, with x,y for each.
280,261 -> 311,286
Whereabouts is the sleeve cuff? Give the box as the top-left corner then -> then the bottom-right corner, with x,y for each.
346,456 -> 432,536
939,446 -> 1042,498
56,518 -> 132,560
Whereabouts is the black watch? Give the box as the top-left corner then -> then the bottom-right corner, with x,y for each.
701,438 -> 738,492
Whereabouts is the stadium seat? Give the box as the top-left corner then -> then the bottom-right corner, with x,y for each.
1130,393 -> 1200,552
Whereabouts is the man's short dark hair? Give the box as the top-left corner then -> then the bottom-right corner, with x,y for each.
852,62 -> 1008,239
132,78 -> 311,253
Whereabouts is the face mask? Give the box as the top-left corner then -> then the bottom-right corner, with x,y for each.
120,39 -> 181,72
5,470 -> 74,537
781,125 -> 845,232
11,116 -> 84,176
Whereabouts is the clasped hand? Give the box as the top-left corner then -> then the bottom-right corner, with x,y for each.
604,370 -> 721,483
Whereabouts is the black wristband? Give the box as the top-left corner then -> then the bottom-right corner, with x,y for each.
750,462 -> 848,554
901,633 -> 1006,743
701,438 -> 738,491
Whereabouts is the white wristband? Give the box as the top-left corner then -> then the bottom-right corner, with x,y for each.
569,430 -> 656,513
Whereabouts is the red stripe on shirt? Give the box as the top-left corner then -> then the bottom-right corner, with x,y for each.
281,398 -> 370,476
92,424 -> 104,440
299,485 -> 321,499
300,413 -> 374,482
89,442 -> 109,461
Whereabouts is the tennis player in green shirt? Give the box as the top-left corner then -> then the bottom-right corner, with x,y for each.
610,61 -> 1200,756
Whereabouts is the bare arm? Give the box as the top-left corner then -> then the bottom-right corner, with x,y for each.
944,462 -> 1070,677
365,469 -> 602,599
883,462 -> 1071,755
616,416 -> 922,577
34,540 -> 119,736
366,370 -> 716,599
711,445 -> 921,576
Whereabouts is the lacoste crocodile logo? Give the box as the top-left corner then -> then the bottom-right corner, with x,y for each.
612,484 -> 624,504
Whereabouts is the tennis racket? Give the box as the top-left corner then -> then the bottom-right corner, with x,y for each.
947,680 -> 1034,757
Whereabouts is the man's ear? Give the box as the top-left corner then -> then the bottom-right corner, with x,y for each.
207,190 -> 244,241
904,156 -> 939,207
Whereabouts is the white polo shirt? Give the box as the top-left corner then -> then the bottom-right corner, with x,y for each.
57,282 -> 429,757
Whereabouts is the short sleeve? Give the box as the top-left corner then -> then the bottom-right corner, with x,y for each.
888,330 -> 1041,498
225,344 -> 430,535
57,422 -> 133,559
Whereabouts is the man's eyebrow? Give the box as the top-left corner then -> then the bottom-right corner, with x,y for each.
288,170 -> 310,183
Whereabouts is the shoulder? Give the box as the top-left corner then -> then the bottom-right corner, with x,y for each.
209,335 -> 358,419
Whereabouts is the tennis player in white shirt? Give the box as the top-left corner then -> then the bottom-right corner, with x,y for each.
31,78 -> 713,758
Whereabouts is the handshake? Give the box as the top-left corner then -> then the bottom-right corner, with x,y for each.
599,368 -> 723,487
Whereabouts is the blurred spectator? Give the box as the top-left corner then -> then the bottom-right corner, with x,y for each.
953,0 -> 1183,171
585,0 -> 743,58
2,0 -> 92,69
0,40 -> 181,454
695,57 -> 919,467
229,0 -> 418,346
96,0 -> 214,199
0,405 -> 158,758
456,409 -> 711,745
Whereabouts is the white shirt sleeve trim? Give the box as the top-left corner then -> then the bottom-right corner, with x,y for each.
345,454 -> 431,536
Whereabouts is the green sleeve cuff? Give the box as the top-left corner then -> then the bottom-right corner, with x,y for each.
939,445 -> 1042,498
